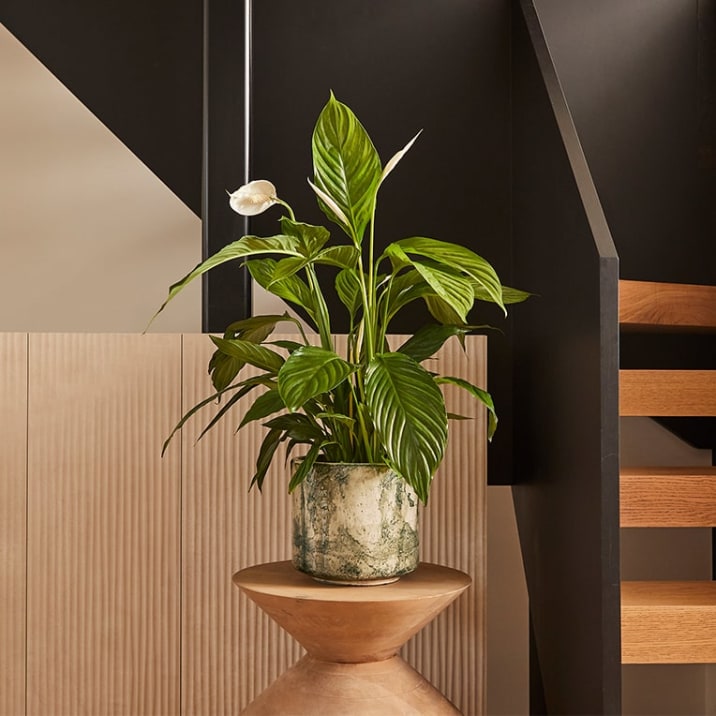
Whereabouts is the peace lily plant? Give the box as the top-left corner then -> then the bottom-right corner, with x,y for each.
153,93 -> 527,504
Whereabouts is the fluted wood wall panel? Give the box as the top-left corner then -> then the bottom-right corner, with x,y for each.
4,332 -> 486,715
0,334 -> 27,716
25,334 -> 182,716
181,334 -> 301,715
182,334 -> 486,715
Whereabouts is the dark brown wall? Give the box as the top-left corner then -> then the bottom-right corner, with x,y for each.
534,0 -> 716,286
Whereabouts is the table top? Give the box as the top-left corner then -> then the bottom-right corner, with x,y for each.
233,561 -> 471,603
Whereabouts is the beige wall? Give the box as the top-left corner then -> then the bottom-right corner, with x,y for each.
0,23 -> 529,715
0,24 -> 201,333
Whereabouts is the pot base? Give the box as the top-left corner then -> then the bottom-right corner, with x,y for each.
309,573 -> 400,587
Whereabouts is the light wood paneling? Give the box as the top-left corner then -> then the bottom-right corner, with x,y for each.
621,467 -> 716,527
620,370 -> 716,416
26,334 -> 182,715
181,333 -> 301,715
181,334 -> 487,715
619,280 -> 716,330
0,334 -> 27,716
622,581 -> 716,664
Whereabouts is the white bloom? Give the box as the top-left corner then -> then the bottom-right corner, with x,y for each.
307,178 -> 351,227
228,180 -> 278,216
379,130 -> 422,187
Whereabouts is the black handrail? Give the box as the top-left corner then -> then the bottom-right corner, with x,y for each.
511,1 -> 621,713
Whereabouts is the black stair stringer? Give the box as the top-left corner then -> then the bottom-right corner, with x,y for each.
1,0 -> 203,215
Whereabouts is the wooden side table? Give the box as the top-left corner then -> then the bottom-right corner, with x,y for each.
233,561 -> 471,715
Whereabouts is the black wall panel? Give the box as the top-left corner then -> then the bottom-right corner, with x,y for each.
250,0 -> 516,484
534,0 -> 716,287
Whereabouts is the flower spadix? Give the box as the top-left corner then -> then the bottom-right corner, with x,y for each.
229,180 -> 278,216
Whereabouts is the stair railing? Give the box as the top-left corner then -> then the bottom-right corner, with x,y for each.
511,1 -> 621,713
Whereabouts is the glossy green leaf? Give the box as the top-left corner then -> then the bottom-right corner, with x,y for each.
472,282 -> 533,305
409,259 -> 474,323
397,324 -> 468,363
335,269 -> 363,319
387,237 -> 505,313
280,217 -> 330,255
247,259 -> 318,324
264,413 -> 325,443
424,295 -> 467,327
288,442 -> 323,492
239,388 -> 285,428
150,234 -> 303,323
312,93 -> 382,240
210,336 -> 284,373
250,428 -> 284,491
365,352 -> 448,503
278,346 -> 357,411
436,376 -> 498,440
208,350 -> 245,392
314,245 -> 360,269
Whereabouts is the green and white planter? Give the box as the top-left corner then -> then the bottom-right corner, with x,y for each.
292,462 -> 420,585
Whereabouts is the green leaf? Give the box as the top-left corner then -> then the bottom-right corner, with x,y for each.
288,443 -> 323,492
247,259 -> 318,324
210,336 -> 285,373
436,376 -> 498,440
267,339 -> 305,352
197,379 -> 267,442
314,245 -> 360,269
397,324 -> 468,363
250,427 -> 284,491
208,350 -> 245,392
424,295 -> 468,327
472,282 -> 533,305
365,352 -> 448,503
279,217 -> 330,256
312,93 -> 382,241
264,413 -> 325,443
268,256 -> 309,284
150,234 -> 303,323
224,313 -> 296,342
387,237 -> 505,314
381,269 -> 432,320
335,269 -> 363,319
278,346 -> 357,411
408,257 -> 474,323
239,388 -> 286,428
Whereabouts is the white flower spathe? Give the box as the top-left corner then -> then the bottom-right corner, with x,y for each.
228,180 -> 278,216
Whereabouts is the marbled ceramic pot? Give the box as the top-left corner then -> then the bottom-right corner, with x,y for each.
292,462 -> 420,585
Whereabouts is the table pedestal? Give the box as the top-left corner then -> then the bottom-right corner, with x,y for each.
233,561 -> 471,715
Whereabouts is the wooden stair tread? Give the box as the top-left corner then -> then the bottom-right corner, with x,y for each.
620,280 -> 716,331
620,369 -> 716,416
622,581 -> 716,663
620,467 -> 716,527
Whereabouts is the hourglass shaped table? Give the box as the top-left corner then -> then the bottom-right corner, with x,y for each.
233,561 -> 471,715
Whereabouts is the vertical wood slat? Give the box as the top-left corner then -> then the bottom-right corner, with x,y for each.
181,334 -> 302,715
6,332 -> 485,714
25,334 -> 182,716
181,334 -> 487,715
0,334 -> 28,716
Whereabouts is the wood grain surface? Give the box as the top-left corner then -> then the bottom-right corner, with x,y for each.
620,467 -> 716,527
619,280 -> 716,330
622,581 -> 716,663
25,334 -> 182,715
620,370 -> 716,416
0,334 -> 28,716
2,332 -> 487,715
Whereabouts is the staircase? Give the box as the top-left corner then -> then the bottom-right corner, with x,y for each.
619,280 -> 716,665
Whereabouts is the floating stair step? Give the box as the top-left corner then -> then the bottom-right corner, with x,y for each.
622,581 -> 716,664
619,280 -> 716,331
620,370 -> 716,416
620,467 -> 716,527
